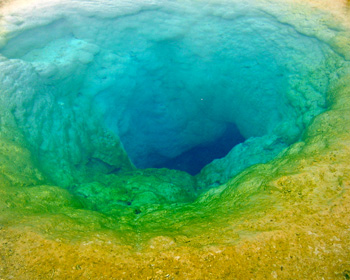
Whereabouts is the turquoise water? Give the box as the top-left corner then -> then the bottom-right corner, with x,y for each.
0,0 -> 344,208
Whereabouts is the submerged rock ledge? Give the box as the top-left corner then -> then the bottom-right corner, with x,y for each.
0,0 -> 350,279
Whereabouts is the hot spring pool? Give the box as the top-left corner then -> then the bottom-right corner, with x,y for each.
0,0 -> 350,278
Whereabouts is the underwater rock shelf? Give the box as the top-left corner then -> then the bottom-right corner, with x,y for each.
0,0 -> 350,279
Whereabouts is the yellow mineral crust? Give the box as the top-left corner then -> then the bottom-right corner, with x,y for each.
0,0 -> 350,279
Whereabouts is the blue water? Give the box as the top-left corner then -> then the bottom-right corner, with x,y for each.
154,123 -> 245,175
0,0 -> 337,185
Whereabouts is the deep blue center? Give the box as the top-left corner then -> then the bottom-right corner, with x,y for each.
153,123 -> 245,175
